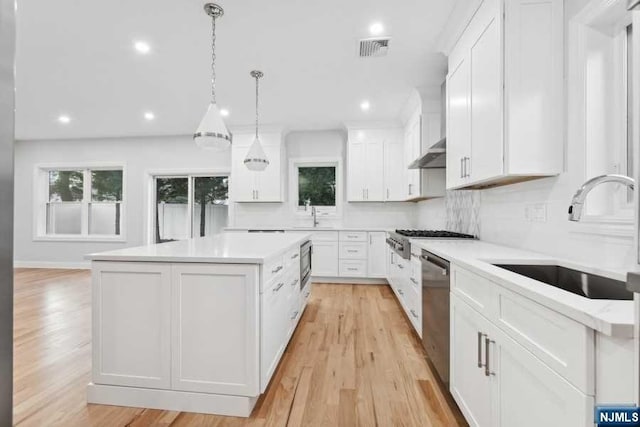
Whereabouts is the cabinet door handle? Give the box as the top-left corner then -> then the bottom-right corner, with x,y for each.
386,188 -> 390,199
460,158 -> 464,178
273,282 -> 285,292
408,183 -> 412,195
467,157 -> 471,178
291,253 -> 299,259
477,332 -> 484,368
485,336 -> 495,376
397,264 -> 404,269
256,190 -> 259,200
410,309 -> 418,319
369,234 -> 373,244
291,311 -> 299,320
272,265 -> 283,274
410,277 -> 418,285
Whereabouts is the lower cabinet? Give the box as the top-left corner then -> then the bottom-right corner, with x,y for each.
311,241 -> 339,276
171,264 -> 260,396
367,231 -> 388,278
261,275 -> 292,391
451,294 -> 593,427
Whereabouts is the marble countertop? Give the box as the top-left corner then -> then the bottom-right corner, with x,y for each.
410,239 -> 636,338
87,232 -> 312,264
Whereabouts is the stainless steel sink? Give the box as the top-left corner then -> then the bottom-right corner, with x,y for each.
493,264 -> 632,300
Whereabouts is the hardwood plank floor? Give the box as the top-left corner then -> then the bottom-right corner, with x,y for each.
13,268 -> 467,427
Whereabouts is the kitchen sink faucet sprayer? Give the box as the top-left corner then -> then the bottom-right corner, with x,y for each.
568,174 -> 635,221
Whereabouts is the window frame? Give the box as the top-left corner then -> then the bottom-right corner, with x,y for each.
145,168 -> 231,244
34,162 -> 127,242
289,157 -> 342,218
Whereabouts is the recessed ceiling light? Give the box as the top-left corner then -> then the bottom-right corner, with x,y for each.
134,40 -> 151,54
360,100 -> 371,111
144,111 -> 155,121
57,115 -> 71,124
220,108 -> 230,117
369,22 -> 385,36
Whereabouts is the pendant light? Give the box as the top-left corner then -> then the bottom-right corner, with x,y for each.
244,70 -> 270,171
194,3 -> 232,151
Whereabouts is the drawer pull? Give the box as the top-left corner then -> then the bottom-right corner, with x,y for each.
291,311 -> 299,320
291,279 -> 299,287
410,309 -> 418,319
272,265 -> 283,274
347,267 -> 358,271
305,292 -> 310,298
347,249 -> 358,253
398,289 -> 404,295
410,277 -> 418,284
397,264 -> 404,269
273,282 -> 285,292
348,235 -> 358,238
291,253 -> 299,259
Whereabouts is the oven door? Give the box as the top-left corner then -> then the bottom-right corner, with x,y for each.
300,240 -> 312,291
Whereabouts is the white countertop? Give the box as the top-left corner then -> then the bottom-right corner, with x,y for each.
410,239 -> 636,338
224,226 -> 394,232
87,232 -> 312,264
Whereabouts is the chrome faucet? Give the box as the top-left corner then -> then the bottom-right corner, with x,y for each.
311,206 -> 319,228
568,174 -> 635,221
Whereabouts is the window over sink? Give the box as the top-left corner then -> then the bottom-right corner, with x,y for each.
290,158 -> 342,217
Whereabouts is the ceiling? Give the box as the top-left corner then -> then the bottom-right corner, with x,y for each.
15,0 -> 454,140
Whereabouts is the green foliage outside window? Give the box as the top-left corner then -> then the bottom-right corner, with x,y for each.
298,167 -> 336,207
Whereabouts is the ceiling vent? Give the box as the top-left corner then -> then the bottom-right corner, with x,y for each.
359,37 -> 390,57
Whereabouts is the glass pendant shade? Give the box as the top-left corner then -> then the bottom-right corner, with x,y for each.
244,136 -> 269,171
193,103 -> 232,151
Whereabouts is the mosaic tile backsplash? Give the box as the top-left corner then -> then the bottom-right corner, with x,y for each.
445,190 -> 480,237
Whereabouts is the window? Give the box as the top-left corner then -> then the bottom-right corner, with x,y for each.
291,159 -> 341,216
39,167 -> 124,239
580,17 -> 634,221
153,175 -> 228,243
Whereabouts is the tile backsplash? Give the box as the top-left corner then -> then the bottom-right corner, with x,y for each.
445,190 -> 480,237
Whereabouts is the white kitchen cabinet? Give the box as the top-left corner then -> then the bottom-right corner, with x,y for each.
451,291 -> 593,427
261,274 -> 292,391
404,113 -> 422,199
92,262 -> 172,390
347,131 -> 384,201
367,232 -> 387,278
446,0 -> 563,189
311,240 -> 339,277
231,131 -> 285,202
383,140 -> 406,201
450,294 -> 495,427
171,264 -> 260,396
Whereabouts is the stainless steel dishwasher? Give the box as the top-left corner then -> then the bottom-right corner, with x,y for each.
421,249 -> 451,386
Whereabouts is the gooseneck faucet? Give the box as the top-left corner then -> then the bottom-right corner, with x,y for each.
568,174 -> 635,221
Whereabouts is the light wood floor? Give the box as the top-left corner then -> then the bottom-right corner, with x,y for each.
13,268 -> 467,427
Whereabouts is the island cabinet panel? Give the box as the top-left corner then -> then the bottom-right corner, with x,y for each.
170,264 -> 260,396
92,262 -> 172,389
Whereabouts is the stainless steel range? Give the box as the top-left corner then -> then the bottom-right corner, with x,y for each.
386,229 -> 475,260
386,229 -> 476,387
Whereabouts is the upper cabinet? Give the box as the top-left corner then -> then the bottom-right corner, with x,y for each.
231,130 -> 285,202
346,126 -> 405,202
446,0 -> 564,189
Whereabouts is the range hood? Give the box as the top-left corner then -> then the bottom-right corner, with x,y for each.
408,137 -> 446,169
409,81 -> 447,170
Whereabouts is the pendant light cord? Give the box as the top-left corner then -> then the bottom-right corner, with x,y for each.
211,16 -> 217,104
255,74 -> 259,139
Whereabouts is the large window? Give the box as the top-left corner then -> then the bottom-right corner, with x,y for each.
154,175 -> 228,243
291,160 -> 340,216
38,167 -> 124,239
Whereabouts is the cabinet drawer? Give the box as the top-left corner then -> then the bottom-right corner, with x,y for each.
404,280 -> 422,338
495,286 -> 594,394
339,260 -> 367,277
339,231 -> 367,242
263,255 -> 285,292
310,231 -> 339,242
339,242 -> 367,260
284,246 -> 300,268
451,264 -> 497,316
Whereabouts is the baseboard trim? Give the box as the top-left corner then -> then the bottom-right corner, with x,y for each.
312,276 -> 388,285
87,383 -> 258,417
14,261 -> 90,270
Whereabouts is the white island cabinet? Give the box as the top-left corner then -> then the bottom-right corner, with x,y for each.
86,232 -> 310,417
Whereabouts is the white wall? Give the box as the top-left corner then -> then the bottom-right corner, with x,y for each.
14,135 -> 230,267
232,130 -> 418,229
15,130 -> 417,266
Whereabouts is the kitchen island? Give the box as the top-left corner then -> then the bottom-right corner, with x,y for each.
85,232 -> 312,417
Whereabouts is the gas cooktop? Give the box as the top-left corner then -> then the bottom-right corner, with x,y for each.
394,230 -> 476,239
